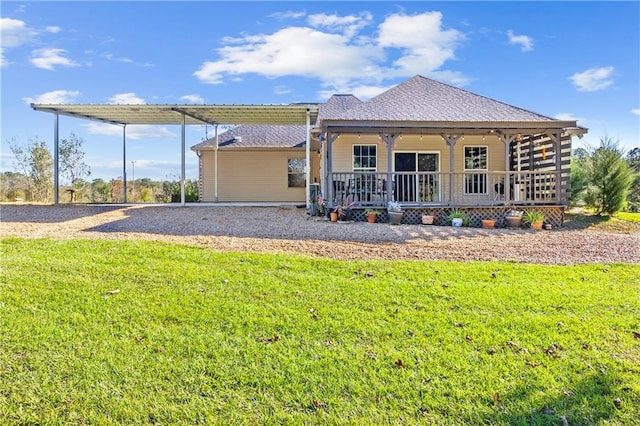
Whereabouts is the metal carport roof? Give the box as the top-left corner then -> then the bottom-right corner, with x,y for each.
31,103 -> 320,205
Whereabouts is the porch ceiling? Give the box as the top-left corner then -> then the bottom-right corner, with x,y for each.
31,103 -> 320,126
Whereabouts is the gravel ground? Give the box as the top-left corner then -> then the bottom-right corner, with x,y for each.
1,204 -> 638,264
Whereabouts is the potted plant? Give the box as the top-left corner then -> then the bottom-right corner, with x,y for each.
421,212 -> 436,225
523,210 -> 545,230
387,201 -> 403,225
446,209 -> 470,227
333,199 -> 356,222
504,209 -> 524,229
481,218 -> 496,229
309,194 -> 327,217
364,208 -> 380,223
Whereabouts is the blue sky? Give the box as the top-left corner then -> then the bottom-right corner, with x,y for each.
1,1 -> 638,182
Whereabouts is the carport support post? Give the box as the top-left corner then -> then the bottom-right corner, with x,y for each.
305,108 -> 311,210
214,124 -> 219,202
181,114 -> 186,206
53,113 -> 59,205
122,124 -> 127,203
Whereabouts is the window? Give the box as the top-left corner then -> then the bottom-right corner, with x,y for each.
353,145 -> 377,170
464,146 -> 488,194
287,158 -> 306,188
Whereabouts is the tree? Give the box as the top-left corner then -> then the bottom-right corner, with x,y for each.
60,133 -> 91,202
8,137 -> 53,202
91,178 -> 111,203
583,137 -> 633,215
569,147 -> 589,205
626,147 -> 640,212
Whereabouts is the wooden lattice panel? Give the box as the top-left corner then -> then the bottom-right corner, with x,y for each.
352,206 -> 565,227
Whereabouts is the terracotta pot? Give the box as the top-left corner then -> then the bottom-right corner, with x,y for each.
422,215 -> 434,225
531,220 -> 543,230
330,212 -> 338,222
366,213 -> 377,223
481,219 -> 495,229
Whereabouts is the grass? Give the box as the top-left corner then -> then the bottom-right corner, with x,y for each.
1,238 -> 639,425
565,209 -> 640,234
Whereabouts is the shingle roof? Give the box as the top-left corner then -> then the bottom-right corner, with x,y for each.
316,94 -> 362,123
191,125 -> 307,150
327,75 -> 557,122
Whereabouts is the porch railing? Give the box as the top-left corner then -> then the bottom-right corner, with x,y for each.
327,171 -> 562,206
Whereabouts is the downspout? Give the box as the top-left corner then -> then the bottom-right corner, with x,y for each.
122,124 -> 127,203
214,124 -> 219,202
53,113 -> 59,205
305,108 -> 311,210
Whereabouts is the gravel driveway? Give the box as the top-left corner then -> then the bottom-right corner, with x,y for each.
1,204 -> 638,264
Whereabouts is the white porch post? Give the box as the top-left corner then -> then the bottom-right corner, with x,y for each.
549,132 -> 562,202
499,133 -> 515,204
53,113 -> 59,205
180,114 -> 186,206
442,134 -> 461,204
122,124 -> 127,203
325,131 -> 338,202
381,134 -> 397,203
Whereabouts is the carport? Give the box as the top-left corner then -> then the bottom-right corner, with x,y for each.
31,103 -> 320,206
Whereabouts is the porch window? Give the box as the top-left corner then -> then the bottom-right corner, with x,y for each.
464,146 -> 488,194
353,145 -> 377,171
287,158 -> 306,188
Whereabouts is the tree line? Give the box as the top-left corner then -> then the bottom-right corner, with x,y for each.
2,134 -> 198,203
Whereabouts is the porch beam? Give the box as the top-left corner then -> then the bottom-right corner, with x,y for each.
442,134 -> 461,204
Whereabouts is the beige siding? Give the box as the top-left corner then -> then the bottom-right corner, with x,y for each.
199,149 -> 320,202
330,134 -> 507,173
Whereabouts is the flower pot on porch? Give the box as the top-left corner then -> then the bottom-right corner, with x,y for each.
481,219 -> 496,229
421,214 -> 434,225
330,212 -> 338,222
388,211 -> 403,225
530,220 -> 543,230
366,212 -> 377,223
451,218 -> 463,227
505,216 -> 522,229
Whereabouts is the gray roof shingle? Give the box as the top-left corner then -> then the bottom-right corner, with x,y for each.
327,75 -> 557,122
316,94 -> 363,123
191,125 -> 306,150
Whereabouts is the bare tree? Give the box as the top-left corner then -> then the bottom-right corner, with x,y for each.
60,133 -> 91,202
8,137 -> 53,202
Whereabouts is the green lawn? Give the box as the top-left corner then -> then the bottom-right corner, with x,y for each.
1,238 -> 639,425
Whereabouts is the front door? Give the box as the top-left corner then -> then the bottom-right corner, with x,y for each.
394,152 -> 440,202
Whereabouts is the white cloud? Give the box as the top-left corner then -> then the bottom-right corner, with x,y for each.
631,108 -> 640,116
108,93 -> 146,104
269,10 -> 306,20
194,26 -> 383,86
273,85 -> 292,95
180,94 -> 205,104
308,12 -> 372,37
1,17 -> 36,48
45,26 -> 61,34
554,112 -> 586,124
0,48 -> 8,68
377,12 -> 463,76
86,123 -> 176,140
30,48 -> 79,70
506,30 -> 533,52
194,11 -> 466,91
570,66 -> 614,92
23,89 -> 81,105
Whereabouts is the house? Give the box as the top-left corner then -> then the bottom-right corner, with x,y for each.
192,75 -> 586,225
